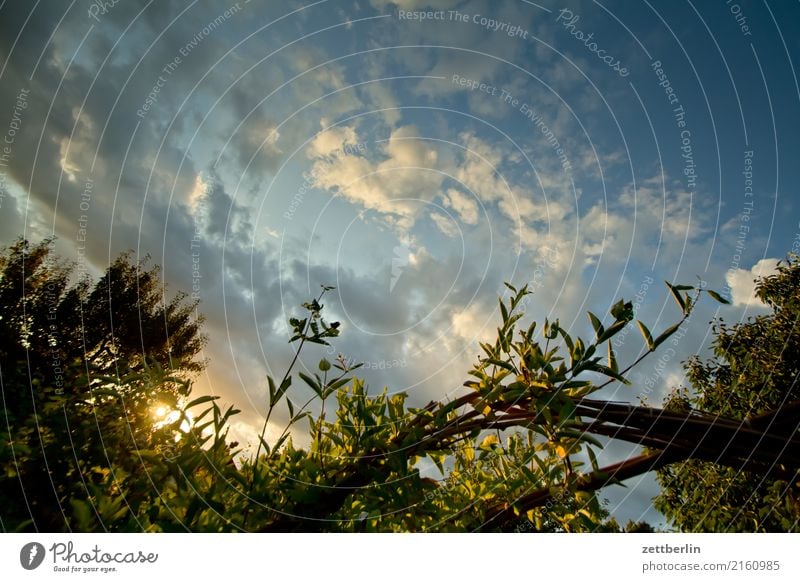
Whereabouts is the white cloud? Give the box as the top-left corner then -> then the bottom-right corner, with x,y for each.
430,211 -> 459,237
442,188 -> 479,224
307,124 -> 360,158
451,302 -> 496,345
573,177 -> 710,270
187,173 -> 211,212
308,124 -> 443,231
384,124 -> 438,166
58,136 -> 81,183
453,132 -> 507,203
726,258 -> 779,307
360,83 -> 402,128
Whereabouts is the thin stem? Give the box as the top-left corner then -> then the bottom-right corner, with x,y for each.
269,367 -> 352,463
593,289 -> 699,392
251,288 -> 326,465
243,288 -> 328,529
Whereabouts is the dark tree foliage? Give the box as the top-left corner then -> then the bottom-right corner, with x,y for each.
0,238 -> 207,531
0,238 -> 205,399
655,256 -> 800,531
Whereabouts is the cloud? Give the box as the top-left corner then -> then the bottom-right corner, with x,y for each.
575,176 -> 711,271
307,124 -> 360,158
726,258 -> 779,307
452,132 -> 508,203
450,300 -> 497,345
308,124 -> 443,231
442,188 -> 479,224
429,210 -> 460,237
0,181 -> 25,240
358,83 -> 402,128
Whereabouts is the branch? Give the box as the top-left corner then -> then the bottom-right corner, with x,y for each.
482,450 -> 683,530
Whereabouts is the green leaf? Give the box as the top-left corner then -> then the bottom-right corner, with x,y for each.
607,342 -> 618,373
485,358 -> 515,371
559,326 -> 574,353
499,298 -> 509,323
593,364 -> 631,385
610,299 -> 628,321
637,321 -> 655,350
568,337 -> 582,367
299,372 -> 323,397
587,312 -> 604,338
665,282 -> 687,313
653,322 -> 682,348
572,431 -> 603,448
707,289 -> 730,305
586,447 -> 600,472
186,395 -> 219,409
531,454 -> 549,475
558,399 -> 576,421
479,434 -> 499,450
430,452 -> 446,476
275,433 -> 291,452
547,319 -> 560,339
326,376 -> 352,393
256,436 -> 272,459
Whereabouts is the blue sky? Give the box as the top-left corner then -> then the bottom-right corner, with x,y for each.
1,0 -> 799,527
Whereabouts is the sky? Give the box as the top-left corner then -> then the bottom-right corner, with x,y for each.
1,0 -> 798,528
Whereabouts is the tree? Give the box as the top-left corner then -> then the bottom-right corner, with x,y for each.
655,256 -> 800,531
0,238 -> 207,531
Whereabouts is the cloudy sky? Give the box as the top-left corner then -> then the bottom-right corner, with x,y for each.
1,0 -> 798,527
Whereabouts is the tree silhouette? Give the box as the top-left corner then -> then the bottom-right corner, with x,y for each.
0,238 -> 207,531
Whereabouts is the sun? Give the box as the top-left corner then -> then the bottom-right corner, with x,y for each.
152,403 -> 192,432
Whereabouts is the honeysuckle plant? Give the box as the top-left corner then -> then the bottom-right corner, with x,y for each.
224,277 -> 794,532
